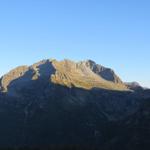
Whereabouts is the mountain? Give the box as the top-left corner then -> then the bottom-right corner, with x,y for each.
0,59 -> 150,150
0,59 -> 128,95
125,82 -> 144,90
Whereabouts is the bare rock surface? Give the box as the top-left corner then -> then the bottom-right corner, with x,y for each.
0,59 -> 128,94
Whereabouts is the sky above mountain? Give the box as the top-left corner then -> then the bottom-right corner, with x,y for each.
0,0 -> 149,87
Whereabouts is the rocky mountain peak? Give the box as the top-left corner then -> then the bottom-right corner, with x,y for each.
78,60 -> 123,84
125,82 -> 143,90
0,66 -> 29,92
0,58 -> 128,95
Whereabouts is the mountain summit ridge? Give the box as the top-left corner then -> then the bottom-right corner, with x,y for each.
0,58 -> 128,94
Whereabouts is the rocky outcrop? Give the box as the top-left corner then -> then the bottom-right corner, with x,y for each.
79,59 -> 123,84
0,66 -> 29,92
125,82 -> 143,90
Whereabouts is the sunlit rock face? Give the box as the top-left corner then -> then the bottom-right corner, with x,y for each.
78,59 -> 123,83
0,59 -> 128,95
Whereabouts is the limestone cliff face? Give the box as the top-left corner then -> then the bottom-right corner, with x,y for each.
0,66 -> 29,92
51,59 -> 127,90
0,59 -> 128,93
79,60 -> 123,84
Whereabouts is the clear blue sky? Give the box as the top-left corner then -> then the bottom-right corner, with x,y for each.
0,0 -> 150,87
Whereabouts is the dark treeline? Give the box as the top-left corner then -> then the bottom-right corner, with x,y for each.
0,145 -> 100,150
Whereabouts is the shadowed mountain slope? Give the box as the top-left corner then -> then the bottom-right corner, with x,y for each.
0,59 -> 149,149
